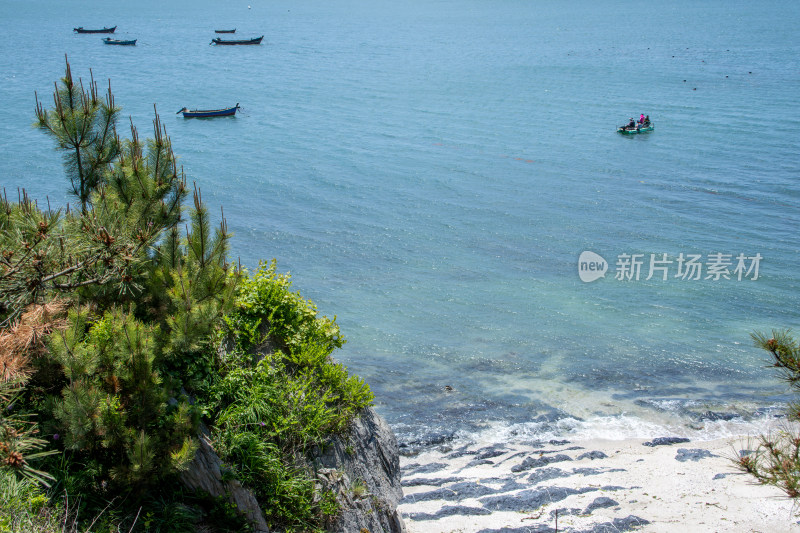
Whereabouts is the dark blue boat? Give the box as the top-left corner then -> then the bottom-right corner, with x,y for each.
211,36 -> 263,45
177,104 -> 240,118
74,26 -> 116,34
103,38 -> 136,45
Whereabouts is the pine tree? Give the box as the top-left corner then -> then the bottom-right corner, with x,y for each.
1,57 -> 239,501
738,330 -> 800,500
1,56 -> 189,327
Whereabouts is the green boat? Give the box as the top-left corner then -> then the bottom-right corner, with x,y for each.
617,124 -> 654,134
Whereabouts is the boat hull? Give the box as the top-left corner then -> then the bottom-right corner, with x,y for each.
617,125 -> 654,134
179,104 -> 240,118
215,29 -> 236,33
103,38 -> 136,45
74,26 -> 116,34
211,36 -> 263,45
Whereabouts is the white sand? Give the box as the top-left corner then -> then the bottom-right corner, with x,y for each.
398,436 -> 800,532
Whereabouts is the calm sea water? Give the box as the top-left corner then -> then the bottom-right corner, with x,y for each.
2,0 -> 800,446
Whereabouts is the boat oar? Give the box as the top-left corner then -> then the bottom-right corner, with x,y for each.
176,108 -> 187,114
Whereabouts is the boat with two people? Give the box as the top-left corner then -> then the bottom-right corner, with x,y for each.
74,26 -> 116,33
211,35 -> 263,45
176,103 -> 240,118
618,114 -> 653,134
103,37 -> 136,46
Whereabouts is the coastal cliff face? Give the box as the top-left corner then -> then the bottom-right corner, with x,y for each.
180,408 -> 405,533
311,406 -> 407,533
179,425 -> 271,533
181,302 -> 405,533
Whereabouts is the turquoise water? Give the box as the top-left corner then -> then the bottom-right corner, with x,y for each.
2,0 -> 800,444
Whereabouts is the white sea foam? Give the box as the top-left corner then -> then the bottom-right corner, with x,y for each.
447,409 -> 788,449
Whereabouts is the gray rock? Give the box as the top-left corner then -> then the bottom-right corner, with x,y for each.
527,467 -> 569,484
179,425 -> 270,533
403,462 -> 448,475
583,496 -> 619,514
578,451 -> 608,461
407,505 -> 492,520
675,448 -> 717,462
511,453 -> 572,472
475,445 -> 509,460
642,437 -> 690,447
578,515 -> 650,532
401,481 -> 499,503
402,476 -> 463,487
477,527 -> 554,533
550,506 -> 583,518
480,486 -> 596,511
312,406 -> 406,533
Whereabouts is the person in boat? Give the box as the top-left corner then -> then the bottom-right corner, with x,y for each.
643,115 -> 651,127
639,114 -> 645,124
626,118 -> 636,130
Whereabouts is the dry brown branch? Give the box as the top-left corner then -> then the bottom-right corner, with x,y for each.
0,299 -> 69,381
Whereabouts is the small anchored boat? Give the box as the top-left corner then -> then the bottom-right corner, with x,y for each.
74,26 -> 116,34
177,103 -> 240,118
103,37 -> 136,45
211,35 -> 263,45
214,29 -> 236,33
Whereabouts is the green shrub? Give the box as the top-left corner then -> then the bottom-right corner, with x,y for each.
205,262 -> 374,531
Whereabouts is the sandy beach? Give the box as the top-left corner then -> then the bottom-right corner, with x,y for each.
398,435 -> 800,532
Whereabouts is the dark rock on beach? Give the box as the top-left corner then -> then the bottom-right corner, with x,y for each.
465,458 -> 497,468
476,515 -> 649,533
402,475 -> 463,487
642,436 -> 691,447
511,453 -> 573,472
580,515 -> 651,532
675,448 -> 717,462
402,481 -> 499,503
578,450 -> 608,460
408,504 -> 492,521
527,466 -> 569,483
480,486 -> 597,512
583,496 -> 619,514
403,461 -> 448,475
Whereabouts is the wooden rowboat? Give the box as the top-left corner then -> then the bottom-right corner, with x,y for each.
74,26 -> 116,34
177,104 -> 240,118
103,38 -> 136,46
211,36 -> 263,45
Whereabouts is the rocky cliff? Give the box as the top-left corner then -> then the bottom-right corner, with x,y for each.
311,406 -> 406,533
180,408 -> 406,533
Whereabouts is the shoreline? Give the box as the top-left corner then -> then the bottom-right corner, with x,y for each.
398,434 -> 800,532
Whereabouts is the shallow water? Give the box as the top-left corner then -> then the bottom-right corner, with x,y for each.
2,0 -> 800,444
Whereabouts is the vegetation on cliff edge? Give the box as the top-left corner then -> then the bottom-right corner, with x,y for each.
0,58 -> 372,532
